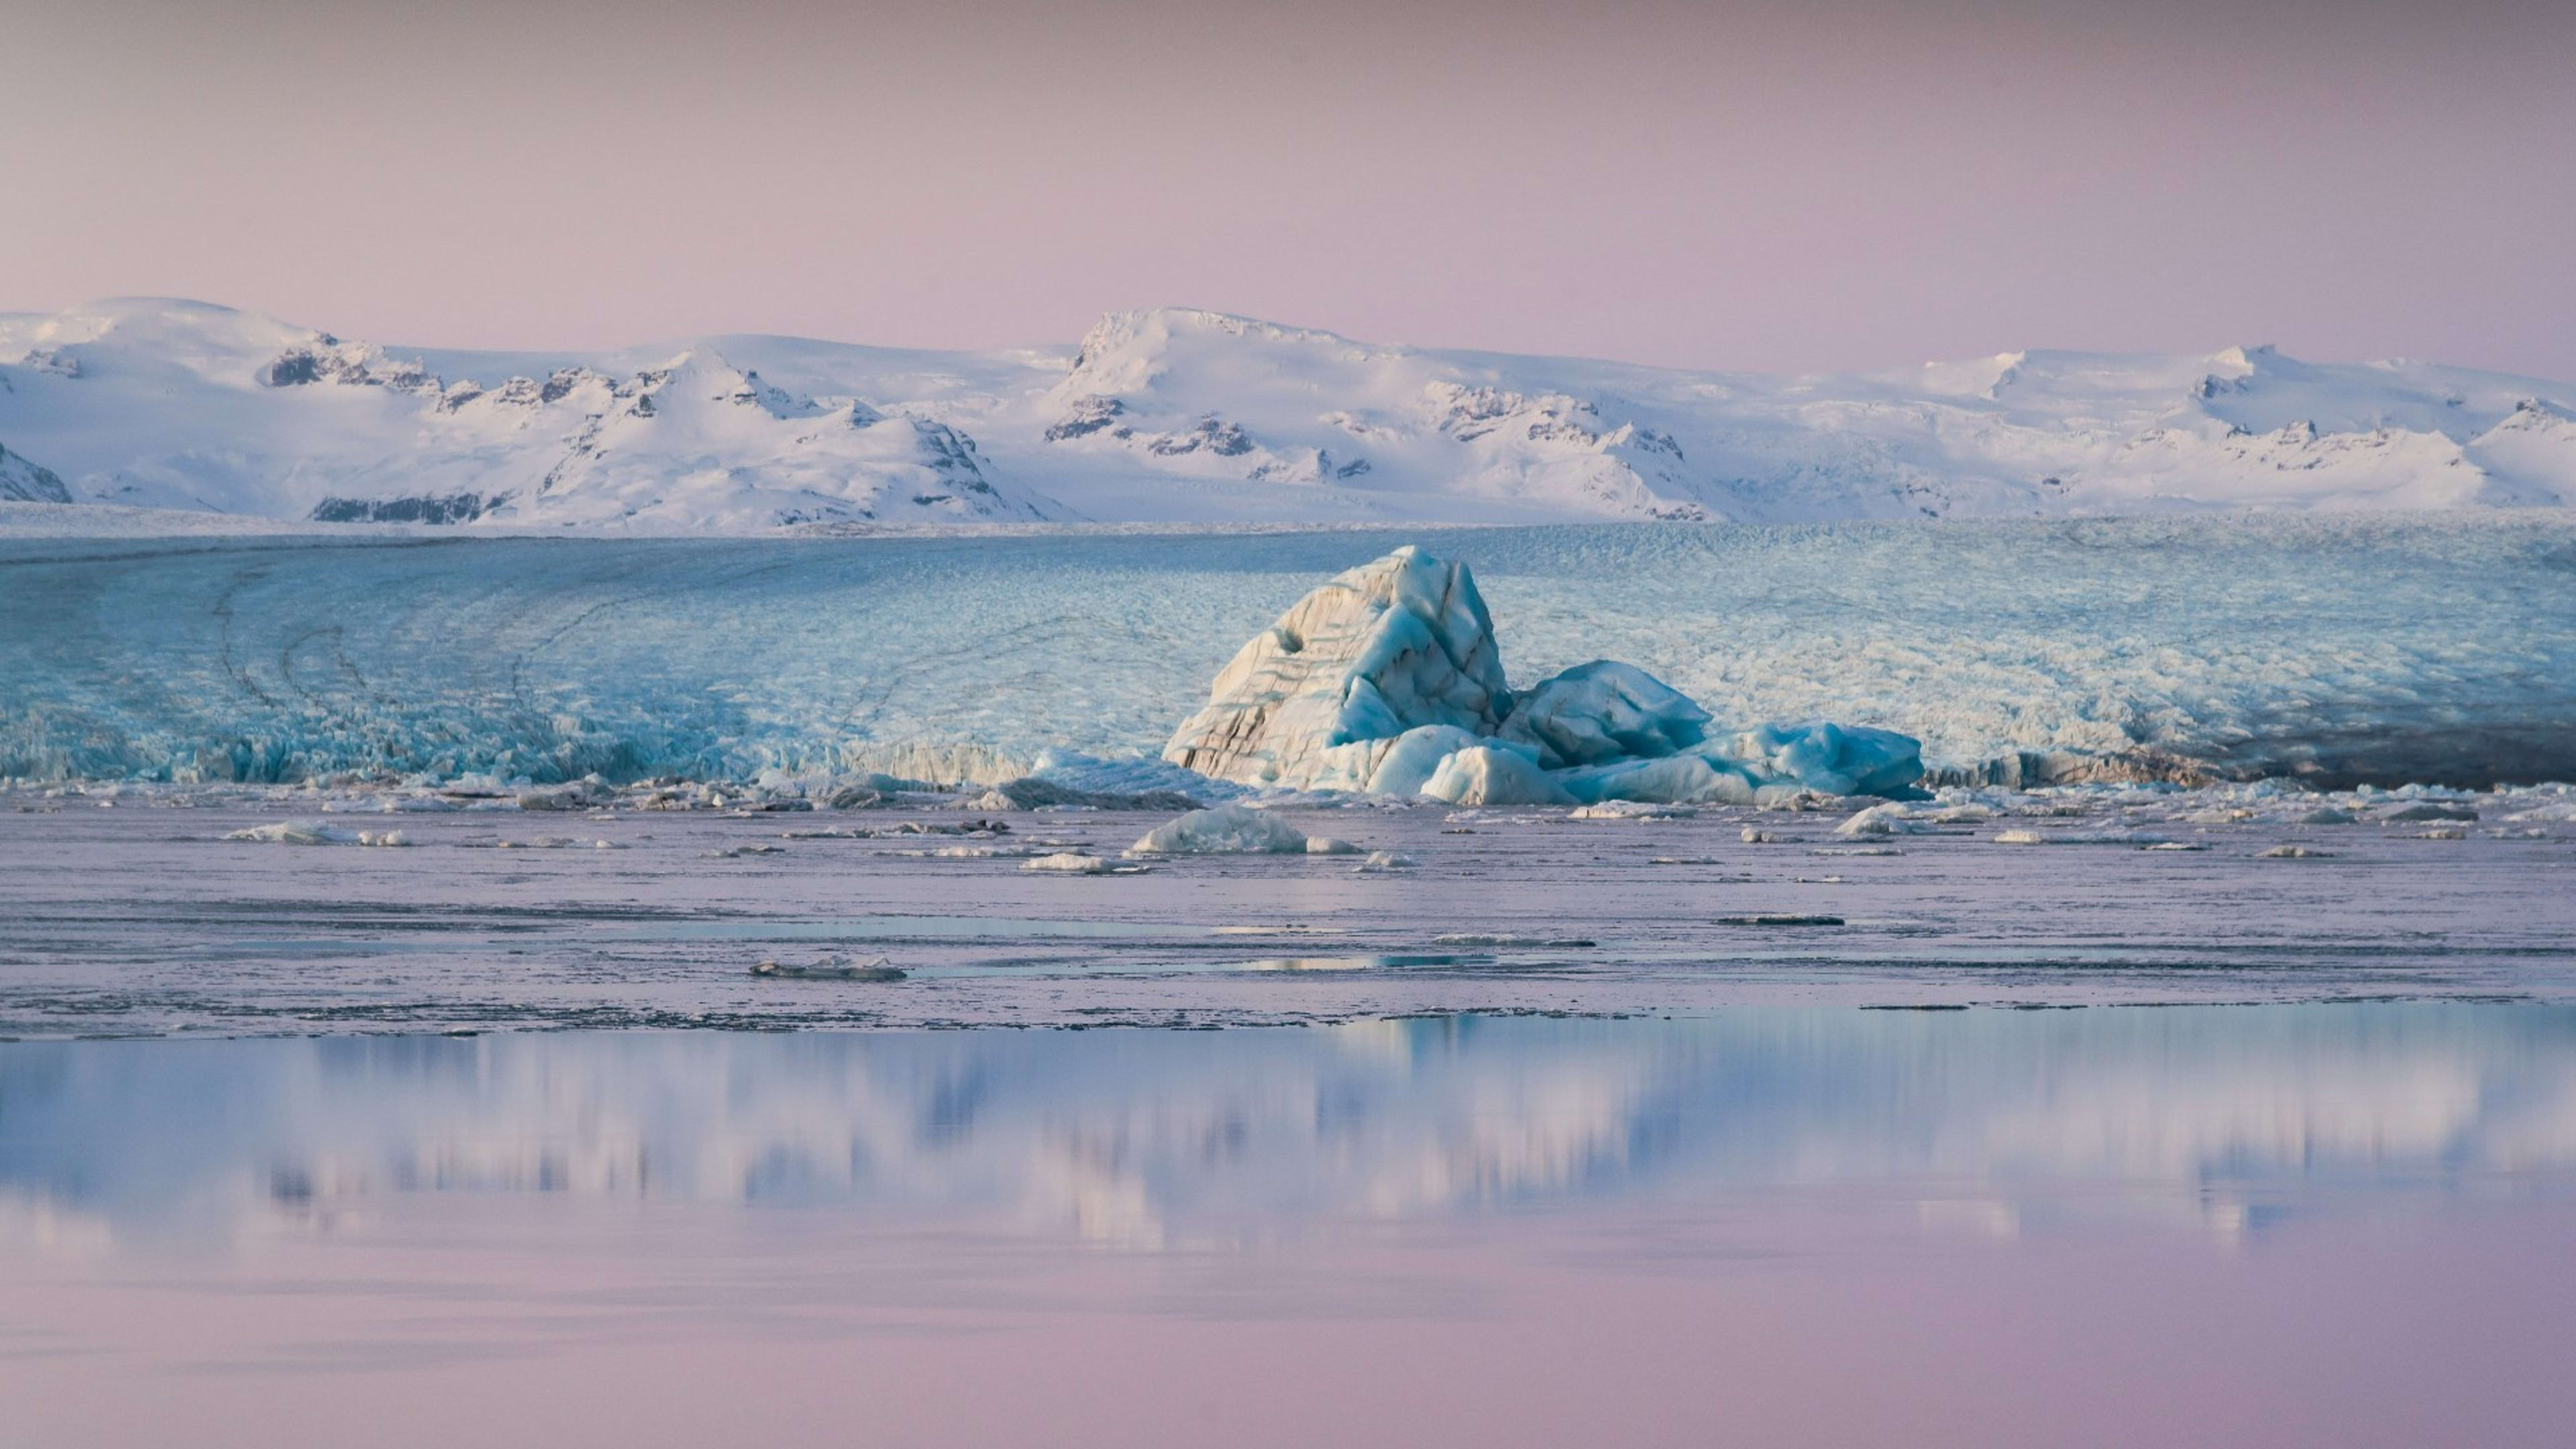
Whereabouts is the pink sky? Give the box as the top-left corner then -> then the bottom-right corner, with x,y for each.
9,0 -> 2573,377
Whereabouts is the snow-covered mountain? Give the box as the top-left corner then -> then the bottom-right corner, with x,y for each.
3,297 -> 2571,531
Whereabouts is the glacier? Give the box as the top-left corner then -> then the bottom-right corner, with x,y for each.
3,517 -> 2573,791
3,298 -> 2574,530
1162,545 -> 1923,802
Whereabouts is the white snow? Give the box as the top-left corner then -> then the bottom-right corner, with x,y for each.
5,299 -> 2573,531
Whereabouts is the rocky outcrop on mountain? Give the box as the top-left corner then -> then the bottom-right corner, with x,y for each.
0,442 -> 71,502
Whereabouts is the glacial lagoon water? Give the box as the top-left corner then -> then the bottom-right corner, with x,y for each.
7,1008 -> 2576,1448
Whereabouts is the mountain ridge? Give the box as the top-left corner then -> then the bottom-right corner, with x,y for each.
3,297 -> 2571,531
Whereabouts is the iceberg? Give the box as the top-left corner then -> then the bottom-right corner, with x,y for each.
1161,546 -> 1923,804
1163,546 -> 1509,787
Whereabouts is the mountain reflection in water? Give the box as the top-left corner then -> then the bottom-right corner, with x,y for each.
6,1004 -> 2571,1255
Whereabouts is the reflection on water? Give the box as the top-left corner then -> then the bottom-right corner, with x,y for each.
6,1005 -> 2573,1256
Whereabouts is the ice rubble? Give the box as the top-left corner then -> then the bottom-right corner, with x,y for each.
1161,546 -> 1922,804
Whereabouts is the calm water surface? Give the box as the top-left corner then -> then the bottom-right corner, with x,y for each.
5,1006 -> 2573,1447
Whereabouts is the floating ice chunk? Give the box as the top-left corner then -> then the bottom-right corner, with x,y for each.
1994,829 -> 2046,844
2257,844 -> 2334,858
1352,850 -> 1415,872
1130,802 -> 1320,855
2379,802 -> 2478,822
1024,851 -> 1120,873
1568,800 -> 1695,820
1497,660 -> 1709,769
1420,745 -> 1576,806
1835,806 -> 1903,837
965,775 -> 1203,812
1163,545 -> 1509,787
1304,835 -> 1359,855
751,955 -> 904,981
225,820 -> 407,846
517,779 -> 611,812
2296,807 -> 2357,825
1727,722 -> 1923,798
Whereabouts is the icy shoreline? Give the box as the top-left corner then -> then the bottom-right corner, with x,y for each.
4,515 -> 2572,791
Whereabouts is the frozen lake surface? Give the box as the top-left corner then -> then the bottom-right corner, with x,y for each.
7,1007 -> 2575,1448
6,515 -> 2575,786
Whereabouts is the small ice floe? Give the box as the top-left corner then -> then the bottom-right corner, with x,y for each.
1022,851 -> 1149,874
1431,932 -> 1597,948
1714,913 -> 1844,926
1352,850 -> 1415,873
1994,828 -> 2169,846
2296,808 -> 2357,826
2257,844 -> 2334,859
2379,802 -> 2478,822
1835,808 -> 1898,837
883,819 -> 1012,837
225,820 -> 409,847
1210,924 -> 1344,936
701,844 -> 785,858
1130,802 -> 1349,856
2414,827 -> 2469,840
516,780 -> 614,812
960,775 -> 1202,813
751,955 -> 906,981
929,843 -> 1044,858
2141,841 -> 2210,851
1240,953 -> 1481,972
1743,827 -> 1785,843
1570,801 -> 1694,820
